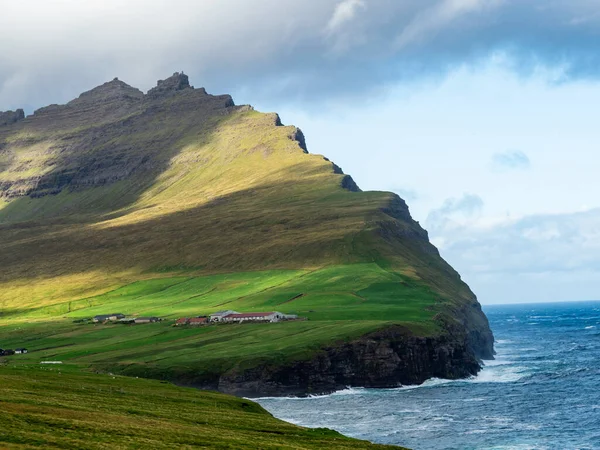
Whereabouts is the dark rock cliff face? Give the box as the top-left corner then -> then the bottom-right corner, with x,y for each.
0,73 -> 239,200
0,109 -> 24,126
184,324 -> 481,398
147,72 -> 193,98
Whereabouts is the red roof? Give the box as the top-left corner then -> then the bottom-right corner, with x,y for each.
189,317 -> 208,323
176,318 -> 189,324
224,312 -> 275,319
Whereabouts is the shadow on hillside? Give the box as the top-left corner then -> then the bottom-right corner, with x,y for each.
0,88 -> 239,225
0,176 -> 380,285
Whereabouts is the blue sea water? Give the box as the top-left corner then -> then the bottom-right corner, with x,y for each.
256,302 -> 600,449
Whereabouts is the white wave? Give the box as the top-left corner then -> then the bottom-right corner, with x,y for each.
585,326 -> 596,329
331,387 -> 366,397
394,365 -> 527,390
483,358 -> 514,367
483,445 -> 548,450
431,414 -> 456,422
495,339 -> 513,344
396,378 -> 456,390
254,360 -> 527,401
251,386 -> 367,401
471,365 -> 527,383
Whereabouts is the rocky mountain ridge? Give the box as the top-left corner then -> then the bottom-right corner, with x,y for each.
0,73 -> 321,202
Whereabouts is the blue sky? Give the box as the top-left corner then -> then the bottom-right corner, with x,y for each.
1,0 -> 599,304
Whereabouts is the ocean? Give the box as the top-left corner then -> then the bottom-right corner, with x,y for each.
255,302 -> 600,450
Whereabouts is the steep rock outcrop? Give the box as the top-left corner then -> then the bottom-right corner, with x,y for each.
0,109 -> 24,126
183,324 -> 480,397
147,72 -> 194,98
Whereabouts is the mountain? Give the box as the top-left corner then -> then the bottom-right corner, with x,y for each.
0,73 -> 493,396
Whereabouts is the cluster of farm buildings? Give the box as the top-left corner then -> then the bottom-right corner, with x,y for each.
177,310 -> 299,326
0,348 -> 27,356
90,311 -> 300,327
2,311 -> 300,358
92,314 -> 160,324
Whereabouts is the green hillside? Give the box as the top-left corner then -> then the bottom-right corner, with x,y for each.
0,265 -> 439,388
0,365 -> 399,449
0,73 -> 493,397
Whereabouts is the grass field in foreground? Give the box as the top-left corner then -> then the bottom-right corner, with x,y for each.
0,365 -> 401,449
0,264 -> 440,381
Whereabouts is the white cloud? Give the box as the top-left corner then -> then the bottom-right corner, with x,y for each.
431,208 -> 600,303
3,1 -> 600,110
326,0 -> 366,34
426,194 -> 485,236
324,0 -> 368,54
395,0 -> 501,49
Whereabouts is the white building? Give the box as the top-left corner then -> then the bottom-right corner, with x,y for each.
209,310 -> 239,322
220,311 -> 297,323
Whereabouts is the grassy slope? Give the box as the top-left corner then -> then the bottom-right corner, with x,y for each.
0,107 -> 451,308
0,109 -> 396,304
0,264 -> 439,382
0,365 -> 399,449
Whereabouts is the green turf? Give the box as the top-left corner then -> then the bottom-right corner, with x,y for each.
0,264 -> 440,382
0,365 -> 401,449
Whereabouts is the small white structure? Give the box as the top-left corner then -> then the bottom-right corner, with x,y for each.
220,311 -> 287,323
133,317 -> 159,324
15,348 -> 28,354
93,313 -> 125,323
209,310 -> 239,322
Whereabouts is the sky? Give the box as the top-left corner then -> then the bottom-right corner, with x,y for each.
1,0 -> 600,304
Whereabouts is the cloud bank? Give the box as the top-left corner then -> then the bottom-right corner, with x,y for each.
429,199 -> 600,302
2,0 -> 600,110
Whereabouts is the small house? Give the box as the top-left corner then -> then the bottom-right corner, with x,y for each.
93,313 -> 125,323
15,348 -> 28,354
188,317 -> 208,326
175,318 -> 190,326
134,317 -> 159,324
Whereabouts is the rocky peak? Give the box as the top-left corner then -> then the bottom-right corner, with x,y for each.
146,72 -> 193,99
68,78 -> 144,107
0,109 -> 25,126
